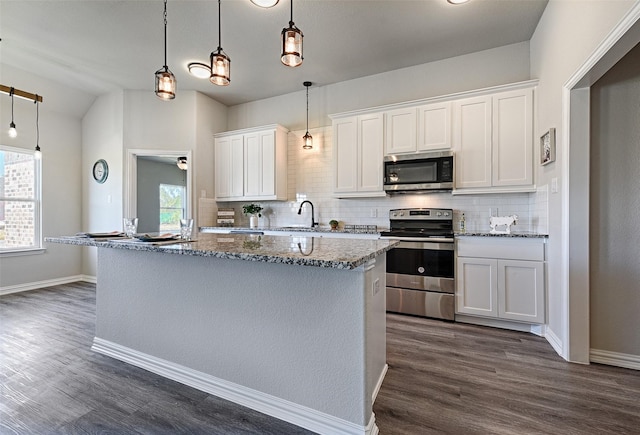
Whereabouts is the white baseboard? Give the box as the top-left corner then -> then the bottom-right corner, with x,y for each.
590,348 -> 640,371
545,327 -> 564,358
455,314 -> 543,334
92,337 -> 377,435
0,275 -> 93,296
372,364 -> 388,403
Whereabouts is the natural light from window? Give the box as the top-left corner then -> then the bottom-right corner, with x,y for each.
0,146 -> 42,252
159,183 -> 185,232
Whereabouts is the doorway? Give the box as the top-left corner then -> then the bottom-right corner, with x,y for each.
124,149 -> 193,233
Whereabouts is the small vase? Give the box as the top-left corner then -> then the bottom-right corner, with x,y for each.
249,215 -> 258,229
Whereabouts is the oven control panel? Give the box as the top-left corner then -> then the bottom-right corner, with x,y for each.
389,208 -> 452,220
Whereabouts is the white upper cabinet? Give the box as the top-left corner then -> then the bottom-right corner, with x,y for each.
214,135 -> 244,200
417,101 -> 452,151
384,103 -> 452,155
214,125 -> 288,202
385,107 -> 417,155
333,113 -> 385,198
492,89 -> 533,187
453,96 -> 492,189
453,87 -> 534,194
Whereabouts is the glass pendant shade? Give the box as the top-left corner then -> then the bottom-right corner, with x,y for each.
155,67 -> 177,100
281,25 -> 303,67
303,132 -> 313,149
8,122 -> 17,138
177,156 -> 188,170
34,144 -> 42,160
188,62 -> 211,79
210,49 -> 231,86
155,0 -> 176,100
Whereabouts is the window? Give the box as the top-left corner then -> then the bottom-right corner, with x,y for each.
0,146 -> 42,253
159,183 -> 185,232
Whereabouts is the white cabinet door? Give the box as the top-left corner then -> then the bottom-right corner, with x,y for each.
358,113 -> 384,192
453,96 -> 492,189
492,89 -> 533,187
456,257 -> 498,317
244,131 -> 276,197
498,259 -> 545,323
333,117 -> 359,193
214,136 -> 231,199
417,102 -> 451,151
385,108 -> 417,155
229,135 -> 244,198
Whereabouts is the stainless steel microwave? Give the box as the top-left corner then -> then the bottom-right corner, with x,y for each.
383,151 -> 454,193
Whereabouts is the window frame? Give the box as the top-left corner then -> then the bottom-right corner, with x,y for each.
0,144 -> 43,256
158,183 -> 186,232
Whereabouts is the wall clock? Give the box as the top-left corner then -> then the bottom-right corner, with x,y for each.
92,159 -> 109,184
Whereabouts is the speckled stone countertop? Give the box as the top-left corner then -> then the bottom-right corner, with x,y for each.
46,233 -> 398,270
455,231 -> 548,238
199,225 -> 384,235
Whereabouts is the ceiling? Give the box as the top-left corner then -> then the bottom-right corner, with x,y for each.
0,0 -> 547,107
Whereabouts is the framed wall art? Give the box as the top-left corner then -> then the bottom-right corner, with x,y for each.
540,127 -> 556,166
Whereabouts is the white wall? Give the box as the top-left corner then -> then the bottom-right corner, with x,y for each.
529,0 -> 637,360
228,42 -> 531,132
82,90 -> 125,277
0,65 -> 91,291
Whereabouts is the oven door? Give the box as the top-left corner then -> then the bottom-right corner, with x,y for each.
385,240 -> 455,294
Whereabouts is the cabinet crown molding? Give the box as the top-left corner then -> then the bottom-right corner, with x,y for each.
214,124 -> 289,138
329,79 -> 539,120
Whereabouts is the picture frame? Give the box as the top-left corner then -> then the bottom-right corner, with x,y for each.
540,128 -> 556,166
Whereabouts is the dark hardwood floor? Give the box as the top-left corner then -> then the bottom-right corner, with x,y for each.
1,283 -> 639,434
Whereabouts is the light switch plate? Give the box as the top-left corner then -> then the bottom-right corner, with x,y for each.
551,177 -> 558,193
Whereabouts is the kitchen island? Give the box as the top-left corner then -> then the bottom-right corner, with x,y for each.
46,233 -> 396,435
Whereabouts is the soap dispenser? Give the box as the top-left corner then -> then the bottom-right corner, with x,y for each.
459,213 -> 466,233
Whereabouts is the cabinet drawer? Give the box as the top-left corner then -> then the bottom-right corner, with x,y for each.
456,237 -> 545,261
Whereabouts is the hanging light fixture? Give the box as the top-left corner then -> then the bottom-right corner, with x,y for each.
281,0 -> 303,67
8,87 -> 17,138
302,81 -> 312,150
34,97 -> 41,160
155,0 -> 176,100
210,0 -> 231,86
177,156 -> 188,170
187,0 -> 230,85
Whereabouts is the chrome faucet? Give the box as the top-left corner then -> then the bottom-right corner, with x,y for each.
297,200 -> 318,227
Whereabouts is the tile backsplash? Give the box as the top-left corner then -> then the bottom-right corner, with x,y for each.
216,126 -> 549,234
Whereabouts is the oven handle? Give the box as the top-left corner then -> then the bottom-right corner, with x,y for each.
380,236 -> 455,244
383,239 -> 454,251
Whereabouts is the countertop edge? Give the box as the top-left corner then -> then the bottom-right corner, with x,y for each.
455,232 -> 549,238
45,236 -> 398,270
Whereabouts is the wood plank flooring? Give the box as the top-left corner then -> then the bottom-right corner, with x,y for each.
1,282 -> 639,434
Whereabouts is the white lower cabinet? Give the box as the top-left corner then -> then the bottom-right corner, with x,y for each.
456,237 -> 546,324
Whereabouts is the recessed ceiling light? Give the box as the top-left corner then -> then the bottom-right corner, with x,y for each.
447,0 -> 470,4
250,0 -> 278,8
188,62 -> 211,79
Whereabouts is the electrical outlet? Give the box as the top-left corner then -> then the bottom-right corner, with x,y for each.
551,178 -> 558,193
107,194 -> 112,204
371,208 -> 377,218
372,278 -> 380,296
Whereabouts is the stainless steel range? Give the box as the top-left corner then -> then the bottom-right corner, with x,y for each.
380,208 -> 455,320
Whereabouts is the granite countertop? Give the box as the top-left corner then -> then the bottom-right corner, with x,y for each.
199,225 -> 383,235
455,231 -> 548,238
46,233 -> 398,270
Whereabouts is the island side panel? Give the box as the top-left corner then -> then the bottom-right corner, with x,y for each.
95,247 -> 385,427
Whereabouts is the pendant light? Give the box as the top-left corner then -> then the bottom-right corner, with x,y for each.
34,98 -> 41,160
210,0 -> 231,86
281,0 -> 303,67
8,87 -> 17,138
302,81 -> 312,150
155,0 -> 176,100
